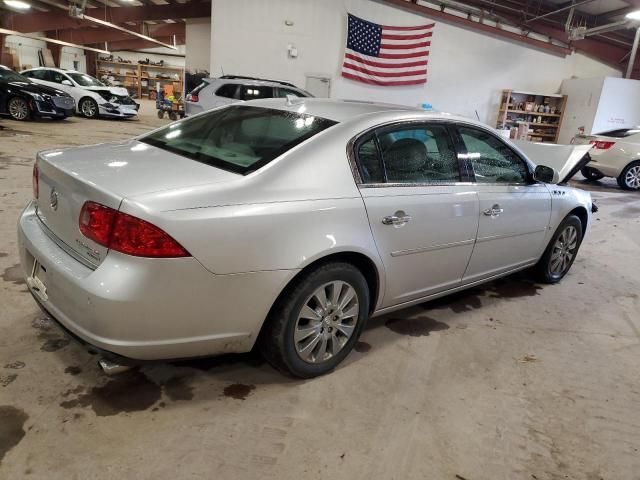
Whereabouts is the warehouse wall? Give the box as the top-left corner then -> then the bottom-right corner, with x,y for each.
5,35 -> 86,72
209,0 -> 621,124
185,18 -> 211,73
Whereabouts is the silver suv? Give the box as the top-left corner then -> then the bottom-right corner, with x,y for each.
185,75 -> 312,116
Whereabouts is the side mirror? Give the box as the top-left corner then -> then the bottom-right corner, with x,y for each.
533,165 -> 560,184
61,79 -> 73,86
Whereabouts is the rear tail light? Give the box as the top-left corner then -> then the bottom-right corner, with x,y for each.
589,140 -> 615,150
186,93 -> 198,102
79,201 -> 190,258
32,164 -> 39,199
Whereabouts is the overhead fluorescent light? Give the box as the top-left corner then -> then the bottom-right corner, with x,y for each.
4,0 -> 31,9
626,10 -> 640,21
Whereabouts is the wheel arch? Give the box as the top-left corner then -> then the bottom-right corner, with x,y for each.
568,206 -> 588,236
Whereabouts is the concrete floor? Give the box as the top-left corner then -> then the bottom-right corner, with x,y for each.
1,101 -> 639,480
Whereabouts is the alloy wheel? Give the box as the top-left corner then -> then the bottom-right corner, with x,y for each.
8,98 -> 29,120
549,225 -> 578,276
624,165 -> 640,190
294,281 -> 359,364
81,100 -> 97,117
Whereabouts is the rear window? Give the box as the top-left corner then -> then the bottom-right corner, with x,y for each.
140,105 -> 337,175
596,128 -> 640,138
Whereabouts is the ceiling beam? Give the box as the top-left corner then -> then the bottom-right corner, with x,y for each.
104,35 -> 185,51
2,2 -> 211,32
0,27 -> 110,54
51,22 -> 184,44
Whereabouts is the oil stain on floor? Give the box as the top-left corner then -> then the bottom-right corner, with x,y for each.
223,383 -> 256,400
385,316 -> 449,337
354,341 -> 372,353
1,264 -> 25,286
0,406 -> 28,464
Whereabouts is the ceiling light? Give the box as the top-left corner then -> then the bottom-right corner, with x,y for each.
4,0 -> 31,9
626,10 -> 640,21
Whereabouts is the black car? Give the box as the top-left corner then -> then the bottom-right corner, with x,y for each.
0,65 -> 75,121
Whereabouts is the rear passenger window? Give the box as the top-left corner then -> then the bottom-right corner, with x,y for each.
240,85 -> 274,100
357,137 -> 385,183
377,125 -> 460,184
215,84 -> 238,99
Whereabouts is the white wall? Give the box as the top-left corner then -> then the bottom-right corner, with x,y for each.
185,18 -> 211,73
5,35 -> 87,72
210,0 -> 621,124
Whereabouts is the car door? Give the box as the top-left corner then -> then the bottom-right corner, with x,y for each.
354,122 -> 479,307
453,124 -> 552,282
48,71 -> 74,95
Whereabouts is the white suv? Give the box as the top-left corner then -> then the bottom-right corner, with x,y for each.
185,75 -> 312,116
21,67 -> 139,119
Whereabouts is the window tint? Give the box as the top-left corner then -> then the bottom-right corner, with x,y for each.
377,125 -> 460,184
215,84 -> 238,99
240,85 -> 274,100
458,126 -> 529,184
24,70 -> 47,80
357,137 -> 384,183
141,105 -> 336,175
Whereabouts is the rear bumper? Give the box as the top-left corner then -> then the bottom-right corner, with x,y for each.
184,101 -> 205,117
18,202 -> 293,360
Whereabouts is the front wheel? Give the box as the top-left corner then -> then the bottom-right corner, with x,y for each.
617,161 -> 640,190
581,166 -> 604,181
79,98 -> 99,118
8,97 -> 31,121
535,215 -> 583,283
259,262 -> 370,378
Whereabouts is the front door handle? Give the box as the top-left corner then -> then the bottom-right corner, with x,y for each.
483,204 -> 504,217
382,210 -> 412,226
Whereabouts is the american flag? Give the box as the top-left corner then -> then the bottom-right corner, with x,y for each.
342,14 -> 433,86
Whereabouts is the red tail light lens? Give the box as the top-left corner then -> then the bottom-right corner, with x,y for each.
32,164 -> 39,199
589,140 -> 615,150
79,201 -> 190,258
186,94 -> 198,102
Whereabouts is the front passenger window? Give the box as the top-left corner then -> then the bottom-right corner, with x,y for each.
378,125 -> 459,184
458,126 -> 529,184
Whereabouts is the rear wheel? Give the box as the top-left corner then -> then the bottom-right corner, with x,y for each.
8,97 -> 30,121
79,97 -> 99,118
581,166 -> 604,181
259,262 -> 369,378
535,215 -> 583,283
157,110 -> 165,119
617,161 -> 640,190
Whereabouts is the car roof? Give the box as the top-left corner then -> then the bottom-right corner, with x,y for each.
242,97 -> 479,125
208,77 -> 302,89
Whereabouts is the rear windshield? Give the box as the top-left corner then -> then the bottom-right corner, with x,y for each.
141,106 -> 337,174
596,128 -> 640,138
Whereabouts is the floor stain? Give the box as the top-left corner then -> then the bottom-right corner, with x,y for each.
426,289 -> 484,313
164,376 -> 194,401
0,252 -> 8,258
176,350 -> 264,371
40,338 -> 70,352
0,375 -> 17,387
354,341 -> 372,353
59,371 -> 161,416
1,264 -> 25,286
4,361 -> 25,370
64,366 -> 82,376
223,383 -> 256,400
385,316 -> 450,337
31,317 -> 53,331
0,406 -> 28,464
611,205 -> 640,218
487,277 -> 542,298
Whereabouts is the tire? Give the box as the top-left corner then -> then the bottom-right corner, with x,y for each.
157,110 -> 165,119
79,97 -> 99,118
617,161 -> 640,190
7,97 -> 31,121
581,166 -> 604,181
259,262 -> 370,378
535,214 -> 583,284
169,112 -> 178,121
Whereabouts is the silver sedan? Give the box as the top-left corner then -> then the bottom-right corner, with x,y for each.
18,99 -> 594,378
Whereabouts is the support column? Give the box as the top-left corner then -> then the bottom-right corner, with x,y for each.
626,27 -> 640,79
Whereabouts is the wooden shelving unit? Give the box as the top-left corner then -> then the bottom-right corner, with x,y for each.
496,89 -> 568,143
96,59 -> 185,99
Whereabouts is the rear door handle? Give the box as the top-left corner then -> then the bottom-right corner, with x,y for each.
483,204 -> 504,217
382,210 -> 412,226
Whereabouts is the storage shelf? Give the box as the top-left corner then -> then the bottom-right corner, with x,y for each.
96,59 -> 185,101
500,109 -> 561,118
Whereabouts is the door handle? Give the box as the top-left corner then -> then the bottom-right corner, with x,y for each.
483,204 -> 504,217
382,211 -> 412,226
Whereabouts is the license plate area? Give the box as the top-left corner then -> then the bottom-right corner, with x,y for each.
26,259 -> 48,301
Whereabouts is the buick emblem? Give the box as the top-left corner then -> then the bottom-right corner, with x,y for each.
50,189 -> 59,211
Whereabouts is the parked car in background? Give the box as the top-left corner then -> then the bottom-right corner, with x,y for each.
0,65 -> 75,121
21,67 -> 139,119
19,99 -> 593,378
573,128 -> 640,190
185,75 -> 312,116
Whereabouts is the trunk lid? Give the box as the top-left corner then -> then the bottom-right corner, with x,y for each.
35,140 -> 238,266
512,141 -> 593,184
